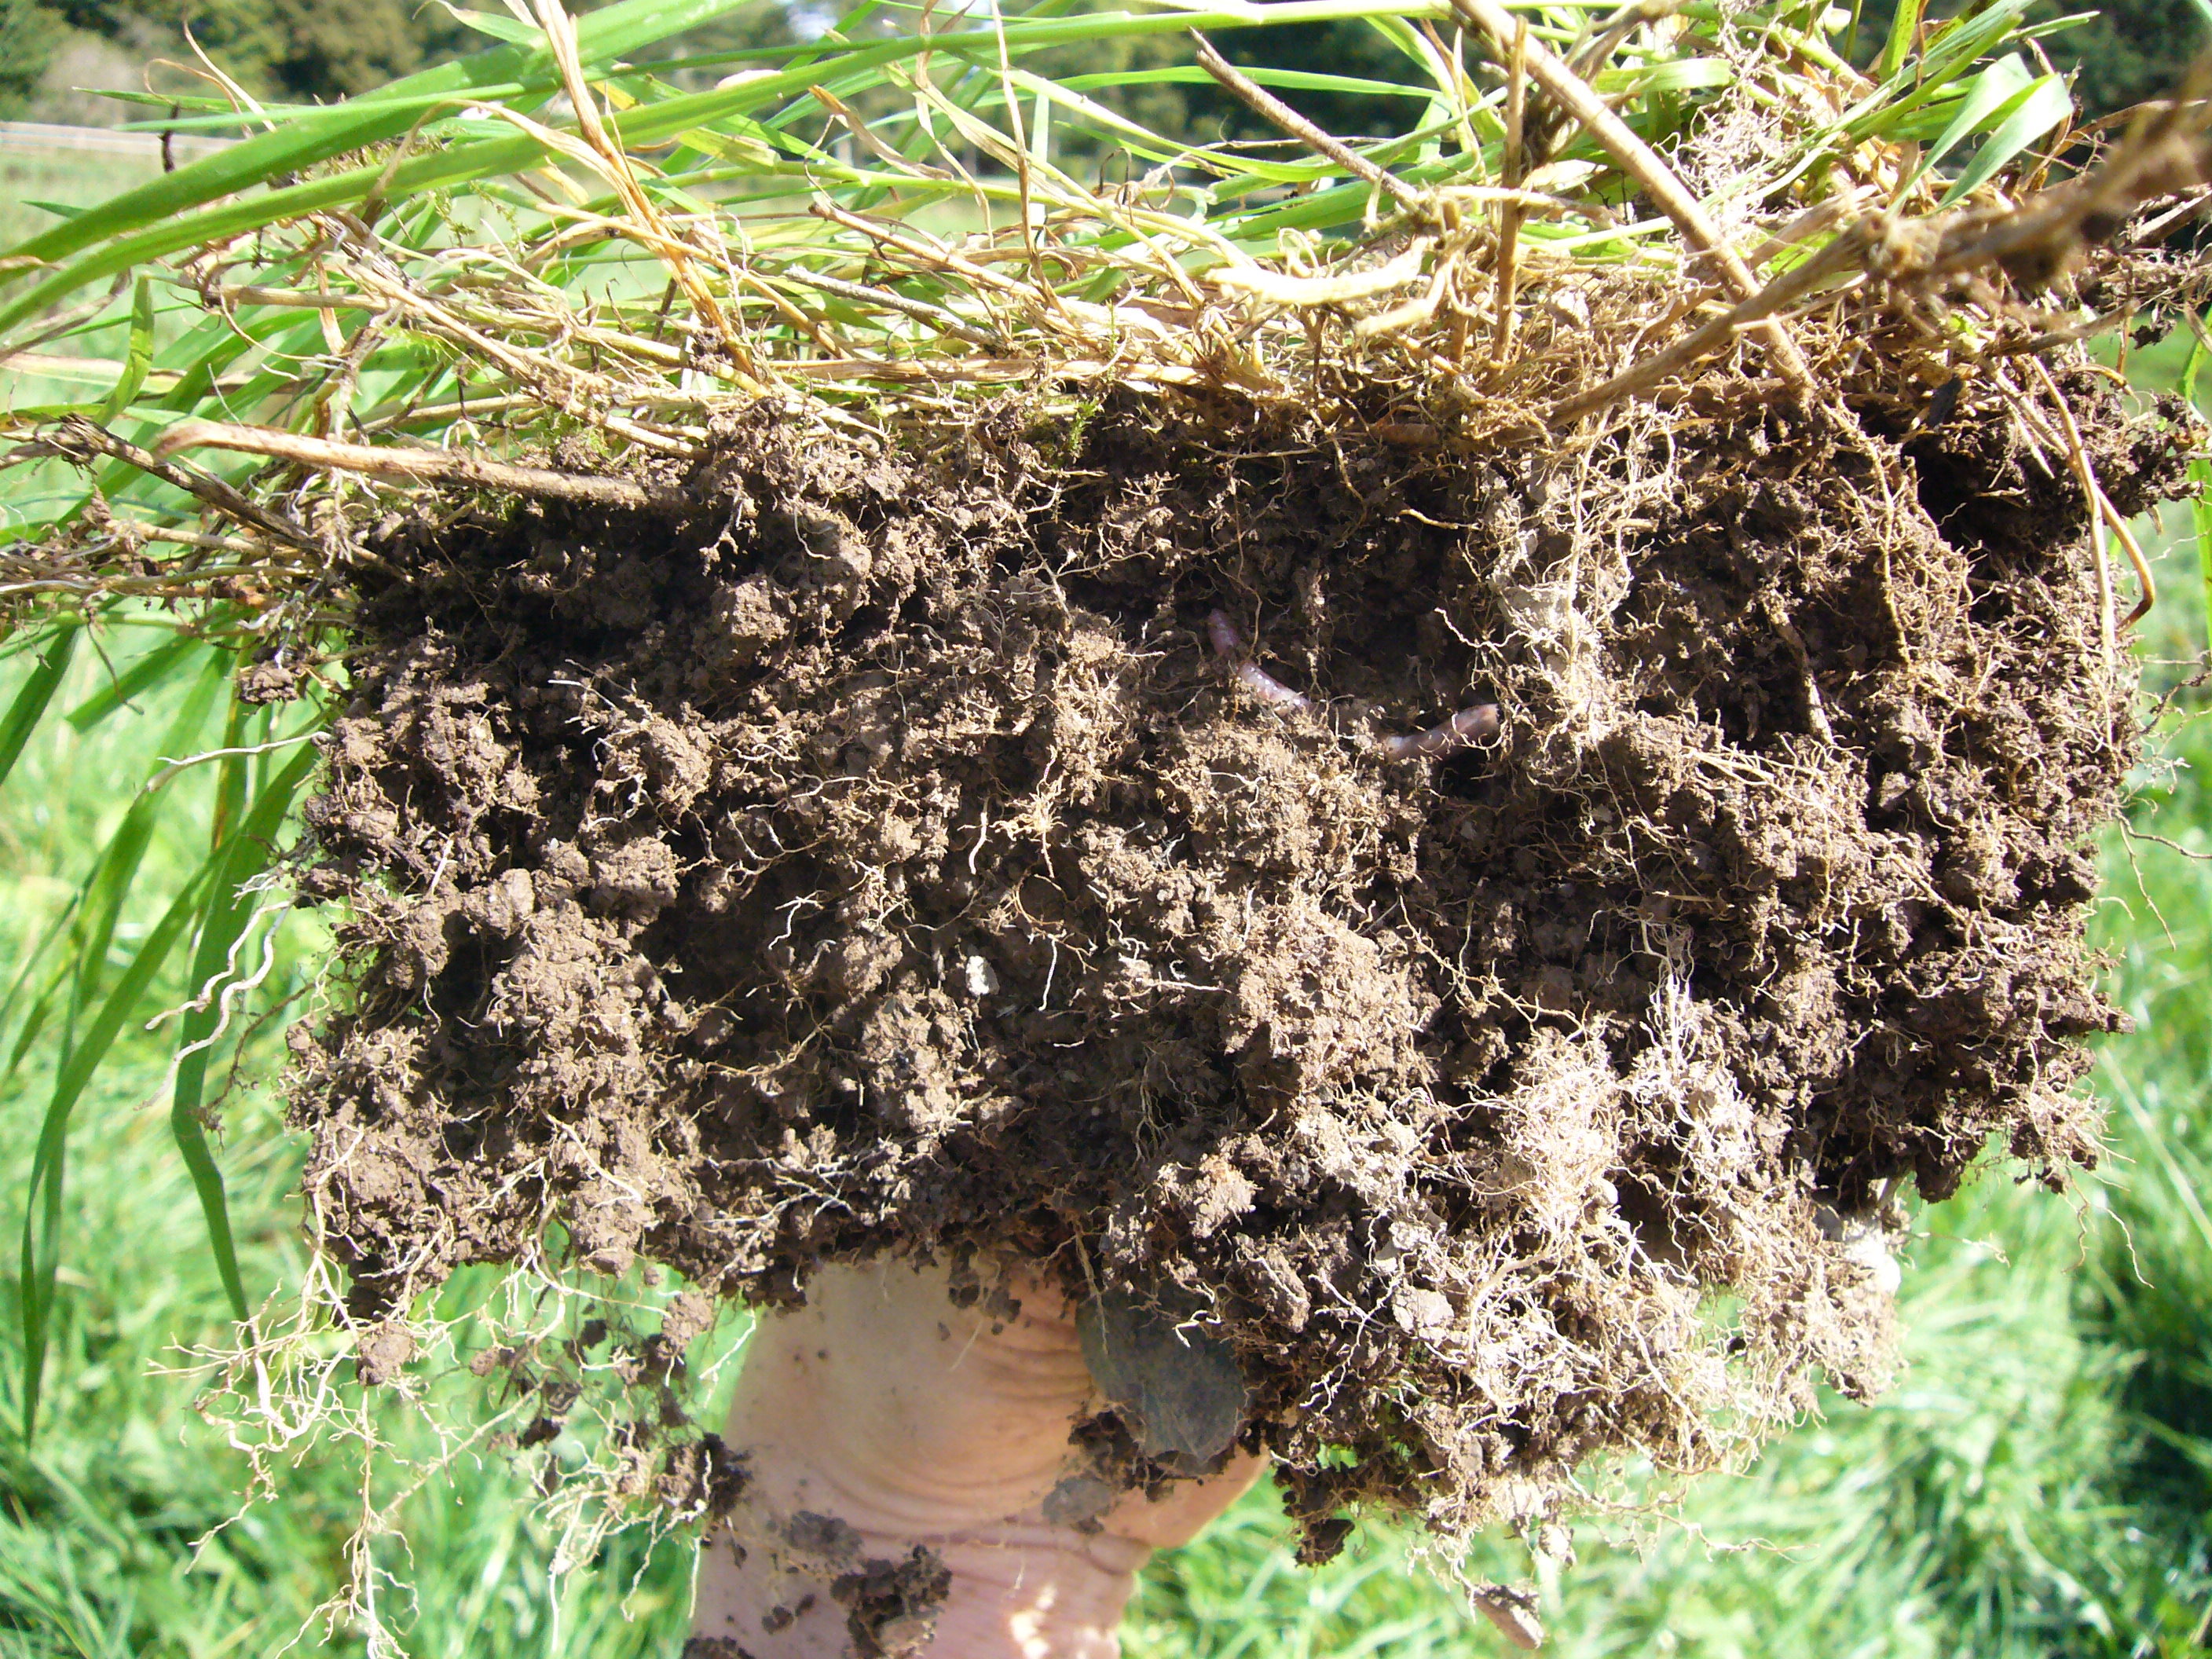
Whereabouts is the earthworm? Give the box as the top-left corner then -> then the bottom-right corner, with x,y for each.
1206,610 -> 1316,715
1379,702 -> 1503,760
1205,609 -> 1503,760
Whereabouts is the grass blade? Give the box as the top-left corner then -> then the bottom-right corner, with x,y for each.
0,0 -> 1482,342
1936,73 -> 2071,206
1877,0 -> 1926,83
2199,473 -> 2212,665
0,0 -> 763,311
1914,53 -> 2034,181
170,741 -> 320,1324
95,277 -> 156,427
1,651 -> 225,1092
7,639 -> 234,1440
0,621 -> 82,794
18,858 -> 215,1441
434,3 -> 546,47
1057,66 -> 1437,100
64,632 -> 204,732
2185,324 -> 2212,662
2195,479 -> 2212,665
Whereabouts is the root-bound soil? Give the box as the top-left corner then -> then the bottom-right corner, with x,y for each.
290,374 -> 2188,1543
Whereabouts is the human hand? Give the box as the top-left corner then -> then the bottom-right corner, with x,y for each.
690,1257 -> 1265,1658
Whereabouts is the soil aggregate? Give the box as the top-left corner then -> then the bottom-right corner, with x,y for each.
287,376 -> 2188,1544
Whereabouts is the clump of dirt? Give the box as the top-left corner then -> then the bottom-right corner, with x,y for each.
289,371 -> 2188,1543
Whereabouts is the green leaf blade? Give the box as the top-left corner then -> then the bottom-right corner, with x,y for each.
19,859 -> 214,1441
0,621 -> 82,794
64,632 -> 206,733
170,742 -> 321,1324
1936,73 -> 2072,207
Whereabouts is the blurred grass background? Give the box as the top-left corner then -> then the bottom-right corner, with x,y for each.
0,147 -> 157,252
3,144 -> 2211,1658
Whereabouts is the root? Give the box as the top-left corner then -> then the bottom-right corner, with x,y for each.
153,421 -> 681,510
1192,35 -> 1425,216
1446,0 -> 1814,394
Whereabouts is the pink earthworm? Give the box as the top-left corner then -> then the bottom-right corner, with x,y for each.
1204,609 -> 1502,760
1206,610 -> 1317,715
1379,702 -> 1503,760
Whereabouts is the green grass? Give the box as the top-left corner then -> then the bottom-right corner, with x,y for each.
0,145 -> 159,431
5,71 -> 2212,1659
0,624 -> 728,1657
2,534 -> 2209,1657
0,148 -> 167,258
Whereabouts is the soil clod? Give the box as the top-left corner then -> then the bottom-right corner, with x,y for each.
1078,1286 -> 1250,1470
291,375 -> 2187,1540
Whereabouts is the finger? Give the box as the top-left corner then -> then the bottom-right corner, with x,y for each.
1098,1448 -> 1270,1550
722,1257 -> 1100,1529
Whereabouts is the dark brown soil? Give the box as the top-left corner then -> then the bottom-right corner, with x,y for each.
287,375 -> 2189,1542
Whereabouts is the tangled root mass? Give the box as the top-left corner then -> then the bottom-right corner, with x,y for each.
291,382 -> 2185,1541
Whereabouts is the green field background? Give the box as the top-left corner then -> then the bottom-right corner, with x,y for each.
4,145 -> 2212,1658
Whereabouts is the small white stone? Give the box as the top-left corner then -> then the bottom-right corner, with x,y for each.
1815,1203 -> 1903,1297
1842,1228 -> 1902,1298
962,954 -> 999,997
1392,1287 -> 1454,1331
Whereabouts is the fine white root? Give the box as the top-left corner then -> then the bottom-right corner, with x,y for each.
1204,610 -> 1503,760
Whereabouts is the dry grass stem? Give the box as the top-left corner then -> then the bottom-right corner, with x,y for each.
1192,34 -> 1427,214
1446,0 -> 1815,392
152,420 -> 675,510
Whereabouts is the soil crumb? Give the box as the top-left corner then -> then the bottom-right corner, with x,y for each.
290,376 -> 2187,1540
834,1547 -> 953,1657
